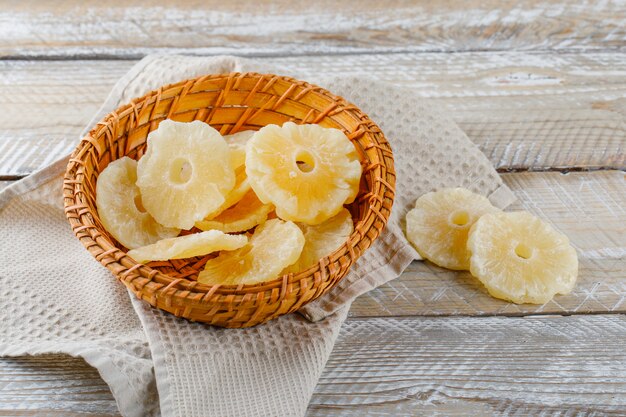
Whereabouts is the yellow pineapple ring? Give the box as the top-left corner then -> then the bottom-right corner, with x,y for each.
284,208 -> 354,274
96,157 -> 179,249
229,148 -> 246,172
203,134 -> 253,220
226,130 -> 255,150
226,130 -> 254,169
198,219 -> 304,286
203,164 -> 251,220
468,211 -> 578,304
195,189 -> 273,233
127,230 -> 247,264
136,120 -> 235,230
245,122 -> 361,225
406,188 -> 500,270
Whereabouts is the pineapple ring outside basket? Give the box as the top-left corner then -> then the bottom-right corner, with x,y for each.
63,72 -> 395,328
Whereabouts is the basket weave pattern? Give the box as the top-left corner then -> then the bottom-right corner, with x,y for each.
64,73 -> 395,328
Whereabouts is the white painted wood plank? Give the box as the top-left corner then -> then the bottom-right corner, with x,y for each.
0,355 -> 120,416
309,315 -> 626,416
0,60 -> 133,176
350,171 -> 626,317
3,315 -> 626,416
271,52 -> 626,171
0,53 -> 624,176
1,0 -> 624,58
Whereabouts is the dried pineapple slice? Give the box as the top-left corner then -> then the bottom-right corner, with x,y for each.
468,211 -> 578,304
96,157 -> 179,249
226,130 -> 255,150
195,189 -> 273,233
229,148 -> 246,173
246,122 -> 361,225
226,130 -> 254,169
405,188 -> 500,270
136,120 -> 235,230
198,219 -> 304,285
203,135 -> 253,220
127,230 -> 247,264
203,165 -> 251,220
284,208 -> 354,274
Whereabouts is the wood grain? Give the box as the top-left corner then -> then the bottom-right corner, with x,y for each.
1,52 -> 624,176
1,2 -> 625,415
0,356 -> 119,417
310,315 -> 626,416
3,314 -> 626,416
351,170 -> 626,318
1,0 -> 624,58
272,52 -> 626,171
0,60 -> 132,176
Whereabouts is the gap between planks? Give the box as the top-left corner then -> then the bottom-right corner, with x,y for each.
3,165 -> 623,184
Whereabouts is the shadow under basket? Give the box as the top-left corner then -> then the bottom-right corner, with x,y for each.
63,72 -> 395,328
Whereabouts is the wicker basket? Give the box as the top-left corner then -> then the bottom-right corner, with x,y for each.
63,73 -> 395,328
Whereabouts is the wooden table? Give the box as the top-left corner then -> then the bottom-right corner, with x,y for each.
1,1 -> 625,415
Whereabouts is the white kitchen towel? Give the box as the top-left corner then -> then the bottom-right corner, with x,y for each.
0,55 -> 516,417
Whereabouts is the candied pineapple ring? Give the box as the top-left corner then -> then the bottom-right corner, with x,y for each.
225,130 -> 255,169
284,208 -> 354,274
203,164 -> 251,220
245,122 -> 361,225
229,148 -> 246,172
136,120 -> 235,230
226,130 -> 255,150
198,219 -> 304,286
96,157 -> 179,249
406,188 -> 500,270
127,230 -> 247,264
468,211 -> 578,304
195,189 -> 273,233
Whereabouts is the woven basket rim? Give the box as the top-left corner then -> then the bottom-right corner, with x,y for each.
63,71 -> 395,304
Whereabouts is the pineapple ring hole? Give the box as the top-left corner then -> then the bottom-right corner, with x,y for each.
515,243 -> 534,260
450,210 -> 470,227
169,158 -> 193,184
133,194 -> 146,213
295,149 -> 316,173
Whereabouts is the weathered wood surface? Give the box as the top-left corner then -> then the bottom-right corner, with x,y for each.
3,315 -> 626,416
2,0 -> 625,58
2,72 -> 624,417
0,60 -> 131,179
1,52 -> 625,177
2,1 -> 625,415
0,355 -> 119,416
310,315 -> 626,416
351,170 -> 626,317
